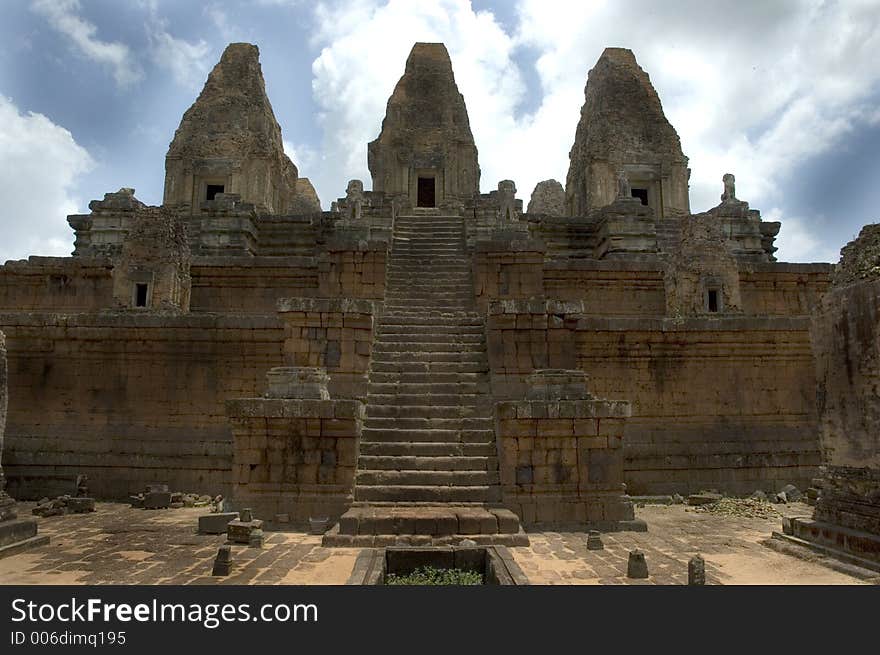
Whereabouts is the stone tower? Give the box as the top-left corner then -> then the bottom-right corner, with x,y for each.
565,48 -> 690,218
368,42 -> 480,208
163,43 -> 301,215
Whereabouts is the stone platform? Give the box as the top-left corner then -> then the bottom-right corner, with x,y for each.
0,517 -> 49,559
772,516 -> 880,574
322,505 -> 528,547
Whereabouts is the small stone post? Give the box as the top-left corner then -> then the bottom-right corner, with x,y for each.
212,545 -> 232,576
688,554 -> 706,585
627,550 -> 649,579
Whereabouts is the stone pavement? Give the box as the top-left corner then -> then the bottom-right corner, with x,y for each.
0,502 -> 868,585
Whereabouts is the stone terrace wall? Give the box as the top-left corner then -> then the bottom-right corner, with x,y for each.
190,257 -> 320,312
472,250 -> 829,319
487,301 -> 821,495
1,245 -> 386,316
0,258 -> 113,312
277,298 -> 375,400
0,312 -> 283,499
227,397 -> 362,522
811,278 -> 880,469
739,264 -> 830,316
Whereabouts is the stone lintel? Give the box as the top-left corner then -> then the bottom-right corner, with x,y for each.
496,399 -> 631,419
225,397 -> 363,421
487,299 -> 586,316
276,297 -> 376,315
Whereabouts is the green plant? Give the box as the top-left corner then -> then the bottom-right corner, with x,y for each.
385,566 -> 483,586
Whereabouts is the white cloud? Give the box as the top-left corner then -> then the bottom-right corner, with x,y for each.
306,0 -> 880,262
147,29 -> 211,90
308,0 -> 525,201
764,208 -> 839,264
31,0 -> 143,87
0,97 -> 94,263
140,1 -> 212,90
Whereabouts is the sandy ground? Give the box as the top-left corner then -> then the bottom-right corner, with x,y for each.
0,501 -> 870,585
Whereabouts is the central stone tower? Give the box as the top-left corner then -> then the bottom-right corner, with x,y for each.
368,42 -> 480,208
565,47 -> 690,219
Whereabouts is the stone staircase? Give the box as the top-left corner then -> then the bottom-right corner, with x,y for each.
324,210 -> 526,546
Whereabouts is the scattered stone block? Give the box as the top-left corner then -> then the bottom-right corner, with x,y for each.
144,491 -> 172,509
227,516 -> 264,545
66,497 -> 95,513
586,530 -> 604,550
212,545 -> 232,576
198,512 -> 239,535
248,527 -> 265,548
627,550 -> 649,579
780,484 -> 802,502
687,492 -> 722,506
688,555 -> 705,585
309,517 -> 330,535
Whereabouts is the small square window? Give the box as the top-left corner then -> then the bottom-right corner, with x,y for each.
134,283 -> 149,308
206,184 -> 225,201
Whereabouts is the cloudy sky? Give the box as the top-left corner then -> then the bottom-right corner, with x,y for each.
1,0 -> 879,264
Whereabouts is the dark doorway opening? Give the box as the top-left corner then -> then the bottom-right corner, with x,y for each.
707,289 -> 719,313
417,177 -> 435,207
631,188 -> 649,206
206,184 -> 225,201
135,283 -> 149,308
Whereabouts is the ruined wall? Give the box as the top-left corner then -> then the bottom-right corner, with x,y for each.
0,259 -> 113,312
487,302 -> 821,495
228,397 -> 361,522
811,276 -> 880,469
472,250 -> 828,319
277,298 -> 375,400
0,313 -> 283,499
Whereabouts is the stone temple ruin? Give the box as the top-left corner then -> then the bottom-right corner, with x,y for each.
0,42 -> 877,565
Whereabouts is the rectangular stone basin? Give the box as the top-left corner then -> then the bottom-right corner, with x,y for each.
346,545 -> 529,585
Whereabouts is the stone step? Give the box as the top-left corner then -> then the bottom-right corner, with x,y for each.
370,361 -> 488,374
360,427 -> 495,443
377,323 -> 484,343
363,420 -> 494,440
369,371 -> 483,384
372,342 -> 484,354
358,455 -> 496,471
381,306 -> 477,314
378,325 -> 484,335
371,350 -> 485,363
366,393 -> 488,407
359,441 -> 496,457
379,315 -> 482,325
328,505 -> 525,545
365,404 -> 490,420
384,282 -> 471,289
383,297 -> 474,305
355,484 -> 501,503
368,382 -> 483,394
387,264 -> 470,271
375,340 -> 485,352
356,469 -> 498,487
